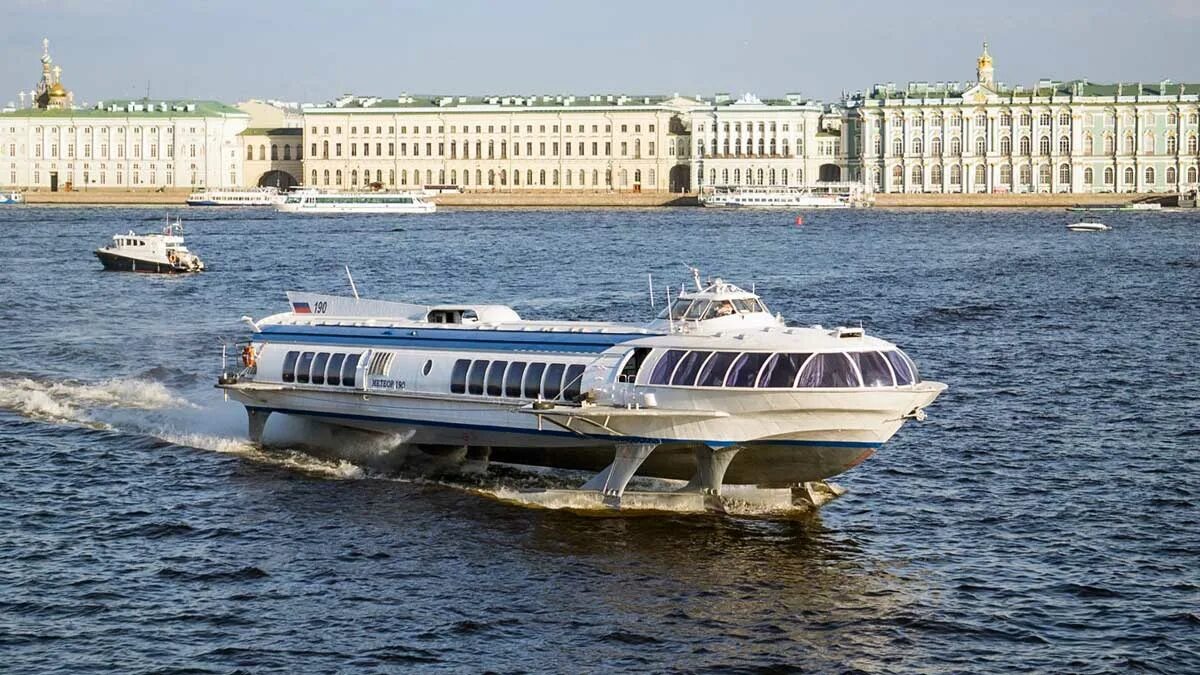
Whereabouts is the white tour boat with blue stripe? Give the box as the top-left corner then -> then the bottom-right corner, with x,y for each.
0,191 -> 25,205
218,273 -> 944,511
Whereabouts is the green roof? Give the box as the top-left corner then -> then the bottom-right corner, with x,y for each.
308,94 -> 694,111
0,99 -> 247,118
860,80 -> 1200,102
240,127 -> 303,136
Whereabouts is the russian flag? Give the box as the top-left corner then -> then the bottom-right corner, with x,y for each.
292,301 -> 312,314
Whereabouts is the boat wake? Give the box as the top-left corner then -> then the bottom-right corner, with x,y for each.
0,376 -> 191,426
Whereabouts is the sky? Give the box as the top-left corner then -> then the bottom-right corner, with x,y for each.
2,0 -> 1199,107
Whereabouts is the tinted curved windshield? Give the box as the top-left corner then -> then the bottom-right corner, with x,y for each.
885,350 -> 916,385
648,350 -> 685,385
670,351 -> 712,385
851,351 -> 895,387
796,353 -> 861,388
696,351 -> 738,387
726,352 -> 771,387
757,353 -> 809,388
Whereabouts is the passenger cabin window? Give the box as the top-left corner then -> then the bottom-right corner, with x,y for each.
311,353 -> 329,385
649,350 -> 685,384
282,351 -> 299,383
562,364 -> 586,400
342,353 -> 360,387
757,353 -> 808,388
670,351 -> 712,385
727,352 -> 771,387
296,352 -> 315,384
486,361 -> 506,396
504,362 -> 526,397
524,363 -> 546,398
327,353 -> 345,386
451,359 -> 470,394
851,351 -> 894,387
796,353 -> 861,388
467,360 -> 487,395
696,352 -> 738,386
885,350 -> 917,385
543,364 -> 565,399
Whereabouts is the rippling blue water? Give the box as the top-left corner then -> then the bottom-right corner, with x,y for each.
0,205 -> 1197,673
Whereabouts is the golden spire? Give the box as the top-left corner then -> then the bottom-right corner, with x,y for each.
976,41 -> 995,87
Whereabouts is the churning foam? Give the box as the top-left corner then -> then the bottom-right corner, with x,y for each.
0,376 -> 188,424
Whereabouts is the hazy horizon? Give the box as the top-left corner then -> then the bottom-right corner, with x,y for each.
3,0 -> 1199,107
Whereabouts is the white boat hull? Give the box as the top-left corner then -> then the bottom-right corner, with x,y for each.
276,202 -> 435,214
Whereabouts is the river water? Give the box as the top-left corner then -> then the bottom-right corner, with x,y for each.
0,206 -> 1196,673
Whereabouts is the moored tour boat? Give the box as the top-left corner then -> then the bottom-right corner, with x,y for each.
277,189 -> 436,214
94,218 -> 206,273
699,183 -> 873,209
186,187 -> 283,207
218,272 -> 945,511
0,191 -> 24,205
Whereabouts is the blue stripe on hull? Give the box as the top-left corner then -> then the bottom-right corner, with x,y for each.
258,325 -> 654,354
243,404 -> 882,449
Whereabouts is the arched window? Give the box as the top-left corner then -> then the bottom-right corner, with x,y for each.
1123,133 -> 1134,154
526,169 -> 533,185
892,137 -> 903,156
873,137 -> 882,155
1039,136 -> 1051,155
565,170 -> 572,186
1000,164 -> 1012,185
619,169 -> 627,187
350,170 -> 357,186
1083,133 -> 1093,156
258,145 -> 266,160
1145,166 -> 1155,184
911,165 -> 923,185
322,140 -> 329,158
283,145 -> 292,160
390,169 -> 396,185
781,168 -> 789,184
246,146 -> 253,160
1189,134 -> 1199,154
323,169 -> 330,185
553,169 -> 560,186
513,170 -> 521,186
335,169 -> 342,185
722,139 -> 730,155
1039,164 -> 1051,185
913,137 -> 923,154
1167,134 -> 1178,154
1059,163 -> 1071,185
1143,132 -> 1155,154
1188,166 -> 1198,183
1020,165 -> 1032,185
579,169 -> 585,186
1059,136 -> 1071,154
757,138 -> 765,155
769,168 -> 776,185
539,169 -> 547,186
1124,167 -> 1134,186
950,137 -> 962,155
488,170 -> 495,186
756,168 -> 764,184
270,144 -> 278,160
769,139 -> 776,155
721,168 -> 728,184
974,164 -> 986,185
310,169 -> 317,185
1104,134 -> 1115,154
733,168 -> 740,183
1000,136 -> 1011,155
931,164 -> 943,184
1084,167 -> 1094,184
950,164 -> 962,185
782,138 -> 790,156
891,165 -> 903,182
498,169 -> 506,186
734,139 -> 742,155
1020,136 -> 1031,155
633,169 -> 642,185
931,137 -> 942,155
1104,167 -> 1114,185
975,136 -> 986,155
1166,166 -> 1176,184
401,169 -> 408,185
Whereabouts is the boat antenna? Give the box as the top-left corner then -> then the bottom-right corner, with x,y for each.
665,284 -> 674,333
648,273 -> 655,310
682,262 -> 702,291
345,265 -> 360,300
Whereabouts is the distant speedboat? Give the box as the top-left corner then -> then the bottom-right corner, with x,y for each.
1067,222 -> 1111,232
186,187 -> 283,207
277,189 -> 436,214
94,218 -> 205,273
0,191 -> 24,205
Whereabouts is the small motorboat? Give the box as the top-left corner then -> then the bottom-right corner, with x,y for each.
0,191 -> 24,205
94,217 -> 206,273
1067,222 -> 1111,232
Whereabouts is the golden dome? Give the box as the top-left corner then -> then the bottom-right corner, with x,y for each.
977,42 -> 993,69
49,82 -> 66,96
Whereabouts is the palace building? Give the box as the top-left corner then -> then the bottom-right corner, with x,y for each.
689,93 -> 850,191
0,39 -> 249,191
845,43 -> 1200,194
300,94 -> 696,192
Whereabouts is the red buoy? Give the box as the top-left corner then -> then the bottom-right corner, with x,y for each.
795,215 -> 804,226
